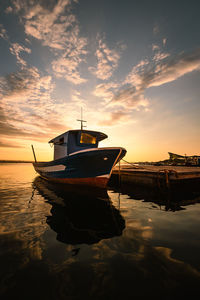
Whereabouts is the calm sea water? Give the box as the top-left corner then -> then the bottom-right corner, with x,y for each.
1,163 -> 200,300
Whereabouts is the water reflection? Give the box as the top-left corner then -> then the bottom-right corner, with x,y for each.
33,177 -> 125,245
1,164 -> 200,299
109,182 -> 200,212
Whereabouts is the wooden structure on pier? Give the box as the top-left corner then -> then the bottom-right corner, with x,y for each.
110,165 -> 200,193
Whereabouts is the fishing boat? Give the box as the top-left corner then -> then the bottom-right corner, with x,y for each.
32,121 -> 126,188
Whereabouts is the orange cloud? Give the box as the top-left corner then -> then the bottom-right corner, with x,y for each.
52,55 -> 87,84
11,0 -> 87,85
149,49 -> 200,87
0,66 -> 71,144
126,48 -> 200,89
93,82 -> 119,102
98,111 -> 132,126
89,37 -> 123,80
9,42 -> 31,67
0,140 -> 24,148
152,51 -> 169,62
111,86 -> 149,110
113,48 -> 200,111
0,24 -> 8,40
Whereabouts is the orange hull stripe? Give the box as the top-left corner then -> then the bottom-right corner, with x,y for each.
41,176 -> 109,188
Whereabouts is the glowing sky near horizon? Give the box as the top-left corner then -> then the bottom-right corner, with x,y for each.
0,0 -> 200,161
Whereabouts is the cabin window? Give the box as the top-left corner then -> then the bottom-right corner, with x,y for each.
80,133 -> 96,144
54,137 -> 64,145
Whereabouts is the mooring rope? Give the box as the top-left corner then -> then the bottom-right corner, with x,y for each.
121,158 -> 144,169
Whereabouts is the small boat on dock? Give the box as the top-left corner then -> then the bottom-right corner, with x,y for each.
32,124 -> 126,188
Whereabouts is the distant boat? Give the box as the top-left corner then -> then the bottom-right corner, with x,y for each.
32,125 -> 126,188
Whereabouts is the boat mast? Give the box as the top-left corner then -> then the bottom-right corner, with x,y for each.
31,145 -> 37,162
77,107 -> 87,130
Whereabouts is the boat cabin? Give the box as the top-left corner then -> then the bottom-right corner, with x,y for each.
49,130 -> 108,160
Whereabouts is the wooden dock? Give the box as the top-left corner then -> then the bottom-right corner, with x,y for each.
110,164 -> 200,193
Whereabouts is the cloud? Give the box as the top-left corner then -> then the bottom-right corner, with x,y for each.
163,38 -> 167,46
89,37 -> 122,80
0,67 -> 53,102
111,86 -> 149,110
52,53 -> 87,84
93,82 -> 119,102
0,140 -> 24,148
152,44 -> 160,51
71,90 -> 86,107
11,0 -> 87,84
9,42 -> 31,67
23,2 -> 76,50
146,48 -> 200,88
152,51 -> 169,62
151,41 -> 169,62
0,24 -> 9,40
98,110 -> 131,126
51,32 -> 87,84
0,66 -> 70,142
115,48 -> 200,110
5,6 -> 13,14
121,49 -> 200,101
0,106 -> 48,141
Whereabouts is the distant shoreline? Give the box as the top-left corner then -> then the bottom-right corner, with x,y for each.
0,160 -> 33,163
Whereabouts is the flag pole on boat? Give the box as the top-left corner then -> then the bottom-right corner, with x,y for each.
31,145 -> 37,162
77,107 -> 87,130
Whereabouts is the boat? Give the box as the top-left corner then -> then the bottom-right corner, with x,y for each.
32,123 -> 126,188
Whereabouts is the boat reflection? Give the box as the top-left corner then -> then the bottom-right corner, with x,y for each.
33,177 -> 125,245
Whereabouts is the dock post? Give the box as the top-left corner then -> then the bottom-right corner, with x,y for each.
31,145 -> 37,163
118,160 -> 121,187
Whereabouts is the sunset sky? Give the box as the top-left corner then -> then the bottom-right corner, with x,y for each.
0,0 -> 200,162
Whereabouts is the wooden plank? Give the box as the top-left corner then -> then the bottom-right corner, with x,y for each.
111,164 -> 200,189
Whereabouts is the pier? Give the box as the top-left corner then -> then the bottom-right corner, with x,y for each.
110,164 -> 200,195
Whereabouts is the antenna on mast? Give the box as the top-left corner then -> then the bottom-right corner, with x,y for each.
77,107 -> 87,130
